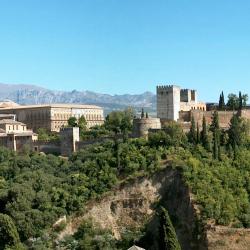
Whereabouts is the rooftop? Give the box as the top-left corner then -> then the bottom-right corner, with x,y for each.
0,103 -> 103,110
0,119 -> 25,125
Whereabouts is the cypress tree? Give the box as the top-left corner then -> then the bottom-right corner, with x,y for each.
239,91 -> 243,110
228,114 -> 242,158
146,112 -> 149,118
158,207 -> 181,250
189,115 -> 196,144
141,108 -> 145,118
211,111 -> 221,160
201,115 -> 209,150
196,122 -> 200,144
213,132 -> 218,160
211,111 -> 219,132
221,91 -> 225,109
218,93 -> 222,110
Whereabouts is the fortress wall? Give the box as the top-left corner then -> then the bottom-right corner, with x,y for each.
133,118 -> 161,138
190,110 -> 237,129
179,111 -> 191,122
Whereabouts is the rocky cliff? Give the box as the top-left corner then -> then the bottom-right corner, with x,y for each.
59,167 -> 203,250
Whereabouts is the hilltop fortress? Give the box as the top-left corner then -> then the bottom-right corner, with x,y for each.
134,84 -> 250,138
156,84 -> 250,130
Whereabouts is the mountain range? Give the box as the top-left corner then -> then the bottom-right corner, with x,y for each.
0,83 -> 156,114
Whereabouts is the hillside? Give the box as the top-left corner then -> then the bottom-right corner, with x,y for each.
0,83 -> 156,114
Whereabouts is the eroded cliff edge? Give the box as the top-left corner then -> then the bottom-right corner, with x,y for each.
58,166 -> 250,250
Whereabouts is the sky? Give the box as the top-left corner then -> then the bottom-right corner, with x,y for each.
0,0 -> 250,101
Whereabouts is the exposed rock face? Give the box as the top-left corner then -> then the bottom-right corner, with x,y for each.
59,167 -> 201,250
58,167 -> 250,249
205,226 -> 250,250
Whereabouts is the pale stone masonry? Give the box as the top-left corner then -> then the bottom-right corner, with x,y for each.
0,118 -> 37,151
157,85 -> 206,121
0,102 -> 104,132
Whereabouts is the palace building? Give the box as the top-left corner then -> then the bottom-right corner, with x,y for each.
0,102 -> 104,132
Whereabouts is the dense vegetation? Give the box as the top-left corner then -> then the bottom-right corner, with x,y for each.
0,107 -> 250,249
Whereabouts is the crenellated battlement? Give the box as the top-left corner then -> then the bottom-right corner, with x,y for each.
157,85 -> 180,90
157,83 -> 201,121
181,88 -> 196,92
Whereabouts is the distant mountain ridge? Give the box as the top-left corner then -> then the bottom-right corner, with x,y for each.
0,83 -> 156,114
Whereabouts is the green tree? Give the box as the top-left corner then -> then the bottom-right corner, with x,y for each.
141,108 -> 145,118
239,91 -> 243,110
227,93 -> 239,110
68,117 -> 78,127
78,115 -> 87,130
105,108 -> 134,135
201,116 -> 210,150
0,213 -> 23,250
158,207 -> 181,250
218,91 -> 225,110
196,122 -> 200,144
188,115 -> 196,144
211,111 -> 221,160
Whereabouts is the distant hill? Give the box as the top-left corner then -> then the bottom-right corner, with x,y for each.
0,83 -> 156,115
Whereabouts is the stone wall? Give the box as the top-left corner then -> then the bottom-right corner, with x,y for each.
60,127 -> 80,156
33,141 -> 61,154
132,118 -> 161,138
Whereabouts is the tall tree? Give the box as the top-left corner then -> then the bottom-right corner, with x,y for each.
196,122 -> 200,144
219,91 -> 225,110
201,115 -> 210,150
221,91 -> 225,109
141,108 -> 145,118
228,114 -> 242,157
158,207 -> 181,250
189,115 -> 196,144
78,115 -> 87,130
211,111 -> 221,160
239,91 -> 243,110
227,94 -> 239,110
218,93 -> 222,110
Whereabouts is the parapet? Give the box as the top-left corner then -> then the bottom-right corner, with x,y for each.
156,84 -> 180,90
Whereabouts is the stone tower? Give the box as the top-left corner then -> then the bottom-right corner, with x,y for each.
180,89 -> 197,103
60,127 -> 80,156
157,85 -> 181,121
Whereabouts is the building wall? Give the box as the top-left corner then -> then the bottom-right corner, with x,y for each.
180,102 -> 206,112
0,105 -> 104,132
157,85 -> 180,121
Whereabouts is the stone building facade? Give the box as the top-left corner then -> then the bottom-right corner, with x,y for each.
132,117 -> 161,138
0,103 -> 104,132
157,85 -> 206,121
0,118 -> 37,151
